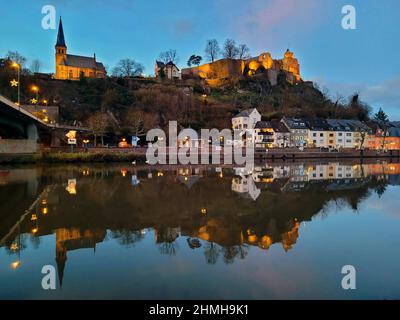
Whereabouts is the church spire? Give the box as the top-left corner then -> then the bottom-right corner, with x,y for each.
55,17 -> 66,48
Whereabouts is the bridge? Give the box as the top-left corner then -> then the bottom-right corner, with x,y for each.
0,94 -> 89,154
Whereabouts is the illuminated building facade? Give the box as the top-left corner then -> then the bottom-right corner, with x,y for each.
55,18 -> 106,80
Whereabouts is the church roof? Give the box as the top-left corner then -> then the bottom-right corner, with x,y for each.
61,54 -> 105,71
55,18 -> 66,47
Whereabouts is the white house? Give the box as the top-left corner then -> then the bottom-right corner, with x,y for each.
155,61 -> 181,80
232,108 -> 261,131
271,121 -> 291,148
281,117 -> 309,147
254,121 -> 274,148
232,108 -> 262,146
231,175 -> 261,201
306,119 -> 330,148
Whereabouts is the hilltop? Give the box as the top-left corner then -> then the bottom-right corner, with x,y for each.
0,64 -> 371,134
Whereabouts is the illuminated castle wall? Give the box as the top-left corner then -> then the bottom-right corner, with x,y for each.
182,49 -> 301,86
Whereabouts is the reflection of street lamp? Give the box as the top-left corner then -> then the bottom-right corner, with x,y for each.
10,260 -> 21,270
10,226 -> 22,270
11,62 -> 20,108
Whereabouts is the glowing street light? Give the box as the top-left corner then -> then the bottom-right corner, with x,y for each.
10,61 -> 20,107
31,85 -> 39,113
10,261 -> 21,270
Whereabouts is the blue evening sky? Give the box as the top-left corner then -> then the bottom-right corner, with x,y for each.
1,0 -> 399,118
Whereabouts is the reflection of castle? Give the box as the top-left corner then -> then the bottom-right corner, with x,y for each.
3,162 -> 400,275
55,228 -> 106,286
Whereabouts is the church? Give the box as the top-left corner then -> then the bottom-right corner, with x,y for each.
55,18 -> 106,80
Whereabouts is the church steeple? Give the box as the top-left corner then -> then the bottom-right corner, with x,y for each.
55,17 -> 66,48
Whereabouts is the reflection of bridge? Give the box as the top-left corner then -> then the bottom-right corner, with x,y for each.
0,95 -> 89,153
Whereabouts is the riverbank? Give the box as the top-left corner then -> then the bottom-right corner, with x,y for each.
0,151 -> 147,164
0,148 -> 399,164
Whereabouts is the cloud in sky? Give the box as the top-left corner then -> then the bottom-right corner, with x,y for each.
173,19 -> 195,39
312,76 -> 400,119
233,0 -> 326,50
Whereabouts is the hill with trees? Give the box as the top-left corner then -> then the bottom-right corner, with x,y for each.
0,50 -> 373,140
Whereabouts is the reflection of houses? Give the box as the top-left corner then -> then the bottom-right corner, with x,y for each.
177,135 -> 206,148
55,228 -> 106,287
155,227 -> 180,243
231,175 -> 261,201
177,167 -> 204,189
306,163 -> 362,180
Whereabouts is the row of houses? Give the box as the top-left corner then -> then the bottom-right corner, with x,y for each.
232,108 -> 400,150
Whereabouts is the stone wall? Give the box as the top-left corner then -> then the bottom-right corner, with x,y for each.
182,59 -> 245,80
182,50 -> 301,87
0,139 -> 38,154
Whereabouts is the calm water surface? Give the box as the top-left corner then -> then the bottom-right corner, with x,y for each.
0,161 -> 400,299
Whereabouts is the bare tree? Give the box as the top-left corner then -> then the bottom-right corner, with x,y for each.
222,39 -> 239,59
125,109 -> 144,136
237,44 -> 250,59
159,49 -> 179,64
87,112 -> 110,146
30,59 -> 42,73
205,39 -> 220,62
112,59 -> 144,77
6,51 -> 27,67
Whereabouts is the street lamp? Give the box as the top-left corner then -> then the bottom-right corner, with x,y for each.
31,85 -> 39,114
11,62 -> 20,108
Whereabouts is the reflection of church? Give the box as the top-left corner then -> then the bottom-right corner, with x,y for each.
3,162 -> 400,282
55,228 -> 106,286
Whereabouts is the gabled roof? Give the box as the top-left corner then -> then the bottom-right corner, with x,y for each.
166,61 -> 180,70
390,121 -> 400,128
156,60 -> 165,68
271,121 -> 290,133
156,61 -> 179,70
327,119 -> 371,132
55,18 -> 66,47
388,127 -> 400,137
306,118 -> 330,131
281,117 -> 308,129
254,121 -> 272,129
62,54 -> 105,71
233,108 -> 259,118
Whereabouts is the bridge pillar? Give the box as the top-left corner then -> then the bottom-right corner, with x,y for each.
27,123 -> 38,141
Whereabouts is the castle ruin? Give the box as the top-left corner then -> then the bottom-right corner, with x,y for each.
181,49 -> 301,87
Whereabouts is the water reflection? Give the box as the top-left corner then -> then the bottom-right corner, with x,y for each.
1,161 -> 400,293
